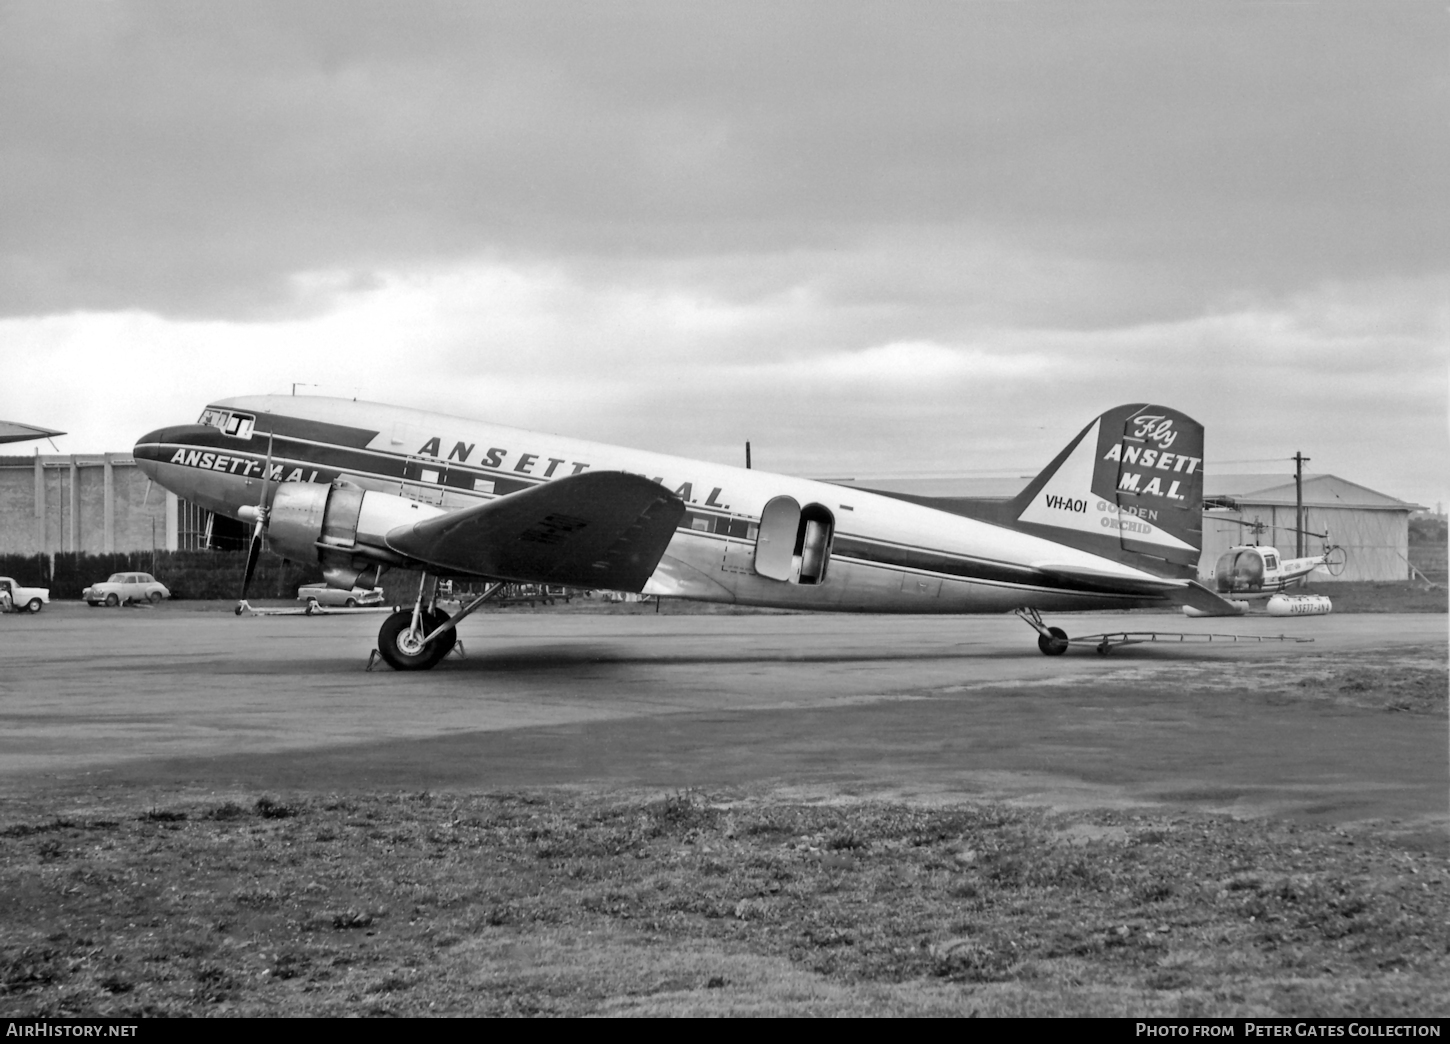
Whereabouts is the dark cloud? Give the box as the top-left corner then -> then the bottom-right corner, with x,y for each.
1,2 -> 1444,320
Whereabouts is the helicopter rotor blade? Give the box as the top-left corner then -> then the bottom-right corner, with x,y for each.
1210,516 -> 1328,541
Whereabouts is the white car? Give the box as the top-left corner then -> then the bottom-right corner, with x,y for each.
296,584 -> 386,608
0,577 -> 49,613
84,572 -> 171,606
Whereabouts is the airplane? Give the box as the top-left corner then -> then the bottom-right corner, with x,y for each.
133,397 -> 1253,670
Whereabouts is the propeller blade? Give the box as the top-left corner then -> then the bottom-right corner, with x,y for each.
241,522 -> 264,600
258,427 -> 276,507
237,424 -> 276,612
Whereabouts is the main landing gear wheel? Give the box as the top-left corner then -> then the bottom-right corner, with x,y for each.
376,608 -> 457,671
1037,626 -> 1069,656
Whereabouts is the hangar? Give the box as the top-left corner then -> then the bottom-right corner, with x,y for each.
0,452 -> 237,557
1200,474 -> 1425,583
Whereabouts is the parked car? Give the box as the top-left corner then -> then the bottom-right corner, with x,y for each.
296,584 -> 386,608
84,572 -> 170,606
0,577 -> 49,613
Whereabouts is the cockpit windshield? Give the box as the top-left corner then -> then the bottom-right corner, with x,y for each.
1213,549 -> 1266,593
197,408 -> 255,439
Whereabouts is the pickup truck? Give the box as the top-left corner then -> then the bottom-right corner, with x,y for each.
0,577 -> 49,613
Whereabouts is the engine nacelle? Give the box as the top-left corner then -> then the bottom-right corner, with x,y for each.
266,480 -> 447,589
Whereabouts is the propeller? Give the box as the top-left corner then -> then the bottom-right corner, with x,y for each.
235,428 -> 275,614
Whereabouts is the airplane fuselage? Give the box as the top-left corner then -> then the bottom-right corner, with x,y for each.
135,395 -> 1182,616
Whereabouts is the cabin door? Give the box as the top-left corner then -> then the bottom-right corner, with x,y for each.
753,497 -> 835,584
754,496 -> 800,581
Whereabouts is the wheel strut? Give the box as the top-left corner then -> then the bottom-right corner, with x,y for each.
372,578 -> 507,671
1015,607 -> 1070,656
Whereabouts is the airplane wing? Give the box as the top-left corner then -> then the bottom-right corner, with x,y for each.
383,471 -> 686,591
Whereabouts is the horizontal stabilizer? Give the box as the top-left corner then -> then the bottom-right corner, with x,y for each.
1032,562 -> 1180,597
384,471 -> 685,591
1034,565 -> 1248,616
1172,580 -> 1249,617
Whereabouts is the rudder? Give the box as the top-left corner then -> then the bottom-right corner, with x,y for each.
1008,404 -> 1204,577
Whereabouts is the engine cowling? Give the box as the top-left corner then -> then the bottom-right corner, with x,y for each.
266,480 -> 447,589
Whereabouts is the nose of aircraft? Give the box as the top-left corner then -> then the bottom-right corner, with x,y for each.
133,424 -> 189,479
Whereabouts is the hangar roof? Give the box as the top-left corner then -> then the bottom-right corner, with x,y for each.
1207,473 -> 1423,511
825,474 -> 1032,499
830,471 -> 1423,511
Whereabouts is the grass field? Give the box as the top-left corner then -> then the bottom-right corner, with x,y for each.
4,588 -> 1443,1017
2,789 -> 1447,1018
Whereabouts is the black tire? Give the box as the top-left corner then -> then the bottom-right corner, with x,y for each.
376,609 -> 455,671
1037,626 -> 1069,656
105,593 -> 119,607
345,597 -> 357,608
87,601 -> 99,608
26,598 -> 43,613
148,591 -> 163,604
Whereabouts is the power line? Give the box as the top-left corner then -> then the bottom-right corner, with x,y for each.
1207,457 -> 1303,466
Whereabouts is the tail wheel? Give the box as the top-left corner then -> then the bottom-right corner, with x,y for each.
1037,626 -> 1069,656
376,608 -> 457,671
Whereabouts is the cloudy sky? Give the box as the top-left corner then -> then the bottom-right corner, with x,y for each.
3,2 -> 1446,509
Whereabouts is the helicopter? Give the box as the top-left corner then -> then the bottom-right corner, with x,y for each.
1208,516 -> 1347,598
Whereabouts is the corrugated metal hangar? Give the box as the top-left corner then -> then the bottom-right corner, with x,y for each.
1200,474 -> 1422,583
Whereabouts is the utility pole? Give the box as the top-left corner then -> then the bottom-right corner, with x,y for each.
1293,451 -> 1309,557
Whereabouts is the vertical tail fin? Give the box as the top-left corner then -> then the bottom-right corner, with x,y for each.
1008,404 -> 1204,577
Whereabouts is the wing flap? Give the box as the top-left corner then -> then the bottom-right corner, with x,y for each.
384,471 -> 686,591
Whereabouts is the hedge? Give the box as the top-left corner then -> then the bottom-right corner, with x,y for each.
0,551 -> 324,601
